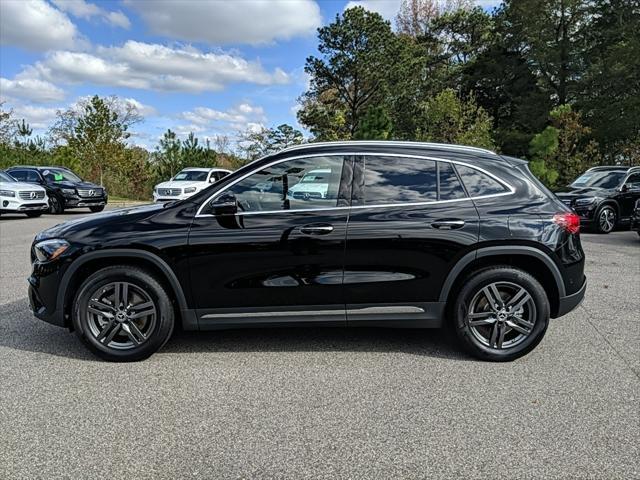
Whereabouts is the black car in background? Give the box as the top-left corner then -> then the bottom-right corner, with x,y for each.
27,141 -> 586,362
555,166 -> 640,233
7,166 -> 108,214
631,199 -> 640,238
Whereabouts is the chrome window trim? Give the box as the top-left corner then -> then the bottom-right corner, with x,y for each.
195,151 -> 515,218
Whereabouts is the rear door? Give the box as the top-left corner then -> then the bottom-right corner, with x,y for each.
343,155 -> 480,325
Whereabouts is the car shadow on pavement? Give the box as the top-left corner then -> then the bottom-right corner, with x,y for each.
0,298 -> 470,362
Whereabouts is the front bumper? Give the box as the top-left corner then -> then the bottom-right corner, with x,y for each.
555,277 -> 587,318
63,195 -> 108,208
0,197 -> 49,212
28,259 -> 69,327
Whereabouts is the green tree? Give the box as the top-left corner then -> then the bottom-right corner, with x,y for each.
299,6 -> 399,138
238,124 -> 304,160
416,88 -> 494,149
354,106 -> 393,139
529,105 -> 600,187
153,129 -> 182,180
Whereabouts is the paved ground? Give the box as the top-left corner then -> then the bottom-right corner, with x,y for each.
1,209 -> 638,479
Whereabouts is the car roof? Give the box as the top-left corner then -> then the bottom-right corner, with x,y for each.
180,167 -> 231,172
280,140 -> 497,156
8,165 -> 71,171
587,166 -> 637,172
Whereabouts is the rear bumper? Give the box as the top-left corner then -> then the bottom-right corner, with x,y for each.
555,277 -> 587,318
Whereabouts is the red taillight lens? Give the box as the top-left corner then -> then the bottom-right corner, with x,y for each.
553,212 -> 580,234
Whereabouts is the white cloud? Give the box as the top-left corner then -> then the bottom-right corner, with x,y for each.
122,98 -> 156,117
10,104 -> 58,129
52,0 -> 131,28
125,0 -> 321,45
21,41 -> 290,93
0,77 -> 65,103
178,103 -> 266,136
0,0 -> 85,51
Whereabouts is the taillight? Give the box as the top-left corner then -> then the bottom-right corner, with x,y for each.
553,212 -> 580,234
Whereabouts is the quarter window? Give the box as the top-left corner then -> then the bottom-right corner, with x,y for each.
455,164 -> 508,197
225,156 -> 345,212
438,162 -> 466,200
363,156 -> 437,205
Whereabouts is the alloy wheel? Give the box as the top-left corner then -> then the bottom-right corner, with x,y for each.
467,281 -> 537,350
599,208 -> 615,233
85,282 -> 157,350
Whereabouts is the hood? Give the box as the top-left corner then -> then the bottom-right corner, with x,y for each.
553,185 -> 612,198
35,203 -> 164,242
155,180 -> 207,190
0,180 -> 46,192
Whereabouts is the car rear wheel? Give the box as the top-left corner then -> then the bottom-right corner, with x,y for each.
89,205 -> 105,213
453,267 -> 549,361
595,205 -> 616,233
49,195 -> 64,214
72,266 -> 175,361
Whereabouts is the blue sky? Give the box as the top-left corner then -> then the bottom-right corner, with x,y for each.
0,0 -> 499,150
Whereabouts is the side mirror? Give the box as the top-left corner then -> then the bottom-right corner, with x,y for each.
208,193 -> 237,216
620,184 -> 629,193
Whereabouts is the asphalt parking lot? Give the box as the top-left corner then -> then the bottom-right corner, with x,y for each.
1,209 -> 638,479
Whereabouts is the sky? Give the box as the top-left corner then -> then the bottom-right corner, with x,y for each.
0,0 -> 499,150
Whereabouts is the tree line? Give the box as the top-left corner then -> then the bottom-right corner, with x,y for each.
1,0 -> 638,199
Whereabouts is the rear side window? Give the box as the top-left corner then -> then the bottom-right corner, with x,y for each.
438,162 -> 466,200
455,164 -> 508,197
363,156 -> 437,205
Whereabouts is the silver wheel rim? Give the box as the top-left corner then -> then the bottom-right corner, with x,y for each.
86,282 -> 157,350
599,208 -> 615,232
467,281 -> 537,350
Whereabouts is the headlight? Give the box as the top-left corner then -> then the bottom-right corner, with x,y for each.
184,187 -> 197,194
0,189 -> 16,197
574,197 -> 598,206
61,188 -> 76,195
33,239 -> 70,262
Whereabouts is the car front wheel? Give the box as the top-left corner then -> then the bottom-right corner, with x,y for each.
453,267 -> 549,361
595,205 -> 616,233
49,195 -> 64,214
72,265 -> 175,361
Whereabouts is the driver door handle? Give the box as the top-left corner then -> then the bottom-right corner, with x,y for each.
431,219 -> 465,230
300,224 -> 334,235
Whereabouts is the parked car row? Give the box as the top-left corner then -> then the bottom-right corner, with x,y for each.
1,165 -> 107,217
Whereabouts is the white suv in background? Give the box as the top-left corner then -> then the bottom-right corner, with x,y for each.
153,168 -> 232,202
0,170 -> 49,217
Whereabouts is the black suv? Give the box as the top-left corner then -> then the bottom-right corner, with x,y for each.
555,166 -> 640,233
28,142 -> 586,362
7,166 -> 108,214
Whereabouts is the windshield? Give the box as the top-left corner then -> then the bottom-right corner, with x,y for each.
42,168 -> 82,183
173,170 -> 208,182
0,171 -> 16,182
570,171 -> 625,189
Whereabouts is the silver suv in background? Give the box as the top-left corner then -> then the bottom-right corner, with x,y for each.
153,167 -> 231,202
0,171 -> 49,217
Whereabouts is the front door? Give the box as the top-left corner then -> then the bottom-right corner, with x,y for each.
187,155 -> 352,327
619,172 -> 640,220
343,155 -> 480,326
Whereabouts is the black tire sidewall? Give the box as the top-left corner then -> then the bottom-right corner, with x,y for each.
49,195 -> 64,214
454,267 -> 550,361
72,266 -> 174,361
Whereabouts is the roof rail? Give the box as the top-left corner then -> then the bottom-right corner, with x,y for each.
280,140 -> 497,156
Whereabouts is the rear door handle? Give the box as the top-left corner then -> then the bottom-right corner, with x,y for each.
300,224 -> 334,235
431,219 -> 465,230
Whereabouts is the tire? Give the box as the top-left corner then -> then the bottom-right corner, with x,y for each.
72,265 -> 175,362
89,205 -> 105,213
452,266 -> 550,362
594,205 -> 616,234
26,211 -> 43,218
49,195 -> 64,214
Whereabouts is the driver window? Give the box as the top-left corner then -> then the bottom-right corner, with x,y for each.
624,173 -> 640,190
225,156 -> 345,212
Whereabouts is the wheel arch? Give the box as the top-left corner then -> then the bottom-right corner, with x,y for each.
58,249 -> 192,329
439,246 -> 566,318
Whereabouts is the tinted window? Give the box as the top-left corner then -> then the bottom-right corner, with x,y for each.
571,170 -> 625,189
624,172 -> 640,189
10,170 -> 41,182
0,171 -> 16,182
439,162 -> 466,200
455,165 -> 508,197
363,156 -> 437,205
173,170 -> 208,181
226,156 -> 344,212
42,168 -> 81,183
